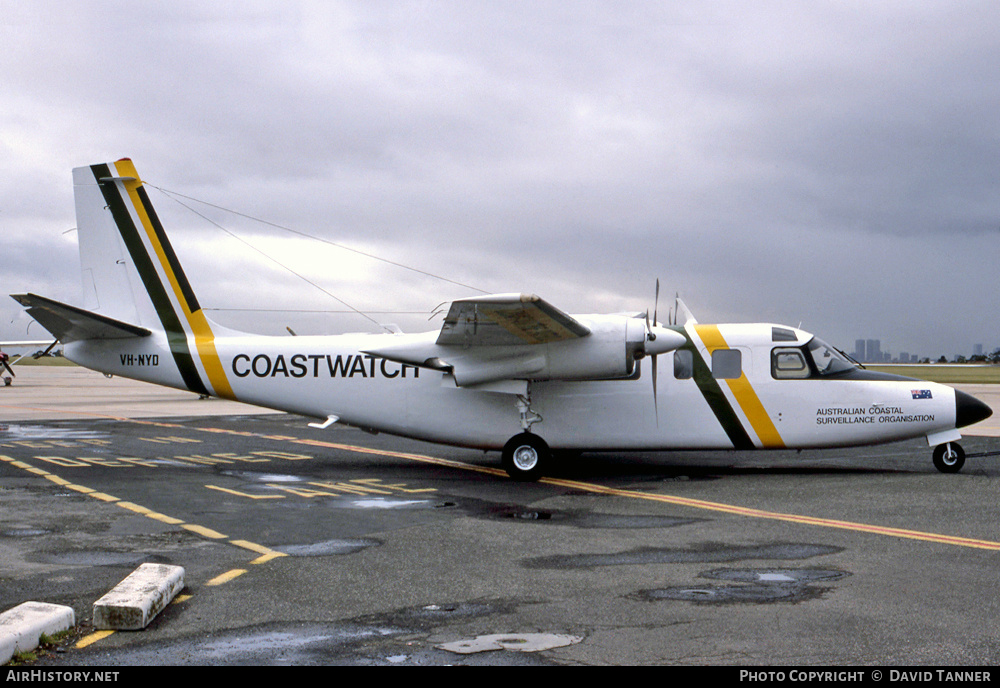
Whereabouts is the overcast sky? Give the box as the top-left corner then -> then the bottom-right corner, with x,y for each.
2,1 -> 998,359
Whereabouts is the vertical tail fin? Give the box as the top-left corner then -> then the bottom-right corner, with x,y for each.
74,159 -> 233,398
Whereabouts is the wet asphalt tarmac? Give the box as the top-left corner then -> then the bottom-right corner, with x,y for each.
2,368 -> 999,666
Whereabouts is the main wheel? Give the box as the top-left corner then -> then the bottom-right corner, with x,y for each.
502,433 -> 550,482
933,442 -> 965,473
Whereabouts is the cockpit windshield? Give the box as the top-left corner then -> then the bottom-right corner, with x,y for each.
806,338 -> 856,376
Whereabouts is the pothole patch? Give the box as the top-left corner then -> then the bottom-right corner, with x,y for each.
639,567 -> 849,605
437,633 -> 583,654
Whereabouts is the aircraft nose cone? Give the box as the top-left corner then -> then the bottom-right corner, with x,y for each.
956,389 -> 992,428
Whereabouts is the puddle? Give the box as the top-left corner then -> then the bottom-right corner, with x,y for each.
0,527 -> 52,537
348,497 -> 433,509
526,542 -> 842,569
221,471 -> 302,482
641,584 -> 806,603
277,538 -> 380,556
495,507 -> 699,529
0,424 -> 110,441
704,567 -> 847,584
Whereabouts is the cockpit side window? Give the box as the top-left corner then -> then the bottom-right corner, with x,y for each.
771,338 -> 857,379
771,347 -> 811,379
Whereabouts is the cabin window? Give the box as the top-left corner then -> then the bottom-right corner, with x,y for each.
771,347 -> 811,379
711,349 -> 742,380
673,350 -> 693,379
771,327 -> 798,342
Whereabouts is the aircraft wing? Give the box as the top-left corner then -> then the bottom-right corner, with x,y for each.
364,294 -> 657,388
10,293 -> 151,343
436,294 -> 591,347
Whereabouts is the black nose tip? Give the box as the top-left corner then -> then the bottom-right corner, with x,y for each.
956,390 -> 992,428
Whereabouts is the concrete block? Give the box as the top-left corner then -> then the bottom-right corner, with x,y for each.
0,601 -> 75,664
93,563 -> 185,631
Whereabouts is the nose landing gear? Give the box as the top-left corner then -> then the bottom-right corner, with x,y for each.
932,442 -> 965,473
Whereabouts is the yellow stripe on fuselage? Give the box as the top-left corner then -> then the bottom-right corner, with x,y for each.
695,324 -> 784,448
114,160 -> 236,401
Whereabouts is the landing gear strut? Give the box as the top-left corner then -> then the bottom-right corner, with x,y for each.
932,442 -> 965,473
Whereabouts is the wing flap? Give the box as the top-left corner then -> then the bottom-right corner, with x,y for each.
11,293 -> 151,342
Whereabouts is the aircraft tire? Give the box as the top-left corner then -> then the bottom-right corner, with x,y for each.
502,433 -> 549,482
932,442 -> 965,473
3,377 -> 10,387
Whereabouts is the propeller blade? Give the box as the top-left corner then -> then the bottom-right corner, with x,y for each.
653,279 -> 660,326
651,353 -> 658,425
649,280 -> 663,425
1,360 -> 14,378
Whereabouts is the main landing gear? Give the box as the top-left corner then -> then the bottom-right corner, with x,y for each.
501,388 -> 550,481
502,432 -> 551,482
932,442 -> 965,473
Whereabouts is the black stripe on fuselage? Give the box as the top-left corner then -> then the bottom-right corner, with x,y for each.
91,164 -> 209,396
674,328 -> 755,450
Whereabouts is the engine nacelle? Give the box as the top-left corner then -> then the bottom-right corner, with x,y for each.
365,315 -> 686,387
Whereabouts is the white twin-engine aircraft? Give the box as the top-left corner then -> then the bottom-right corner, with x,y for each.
11,159 -> 993,480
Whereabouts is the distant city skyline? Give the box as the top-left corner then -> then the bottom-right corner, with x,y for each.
853,337 -> 993,364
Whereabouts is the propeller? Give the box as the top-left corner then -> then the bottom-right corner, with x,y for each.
641,280 -> 687,424
646,280 -> 660,420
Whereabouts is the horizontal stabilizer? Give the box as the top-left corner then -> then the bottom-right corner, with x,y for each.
10,293 -> 151,343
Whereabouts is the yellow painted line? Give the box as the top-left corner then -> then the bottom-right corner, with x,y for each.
231,539 -> 287,561
539,476 -> 1000,551
76,630 -> 115,649
250,551 -> 286,565
169,426 -> 1000,551
146,512 -> 185,525
206,484 -> 285,499
206,569 -> 247,586
204,435 -> 1000,553
182,524 -> 228,539
116,501 -> 153,515
695,324 -> 785,448
292,437 -> 508,478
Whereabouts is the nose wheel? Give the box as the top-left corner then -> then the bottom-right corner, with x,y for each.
502,433 -> 550,482
932,442 -> 965,473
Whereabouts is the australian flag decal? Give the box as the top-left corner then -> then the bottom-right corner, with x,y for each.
911,389 -> 932,400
